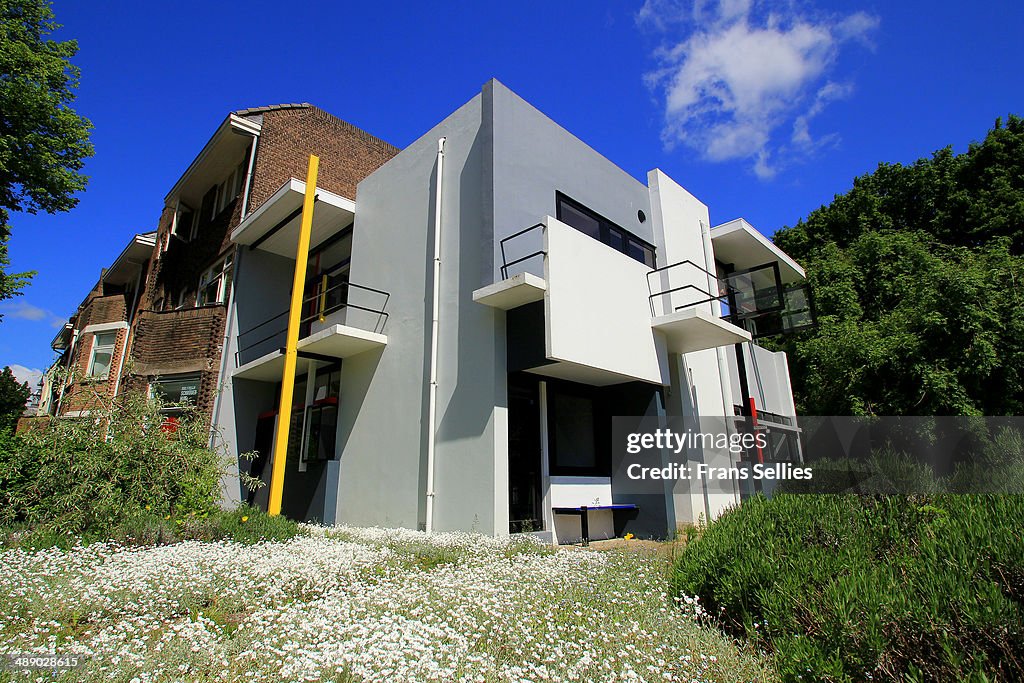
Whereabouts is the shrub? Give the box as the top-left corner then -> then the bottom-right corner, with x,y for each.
1,505 -> 303,550
671,494 -> 1024,681
0,387 -> 226,537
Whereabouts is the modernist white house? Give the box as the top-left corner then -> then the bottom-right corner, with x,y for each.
211,80 -> 810,543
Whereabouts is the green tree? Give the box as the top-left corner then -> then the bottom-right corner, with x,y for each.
0,365 -> 29,430
772,116 -> 1024,416
0,0 -> 93,316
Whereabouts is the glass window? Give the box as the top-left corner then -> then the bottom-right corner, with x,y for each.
558,202 -> 601,240
197,255 -> 233,306
151,374 -> 201,411
302,365 -> 341,463
88,331 -> 117,379
551,391 -> 597,471
725,263 -> 784,320
175,206 -> 196,241
607,228 -> 625,252
199,185 -> 218,225
555,193 -> 657,267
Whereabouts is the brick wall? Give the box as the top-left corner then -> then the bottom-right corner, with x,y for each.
112,104 -> 398,431
76,294 -> 127,329
129,306 -> 228,425
43,289 -> 132,415
247,106 -> 399,211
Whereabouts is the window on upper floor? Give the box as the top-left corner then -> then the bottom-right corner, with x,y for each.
88,331 -> 118,379
193,158 -> 249,232
555,192 -> 656,268
174,205 -> 197,242
215,160 -> 247,216
197,254 -> 233,306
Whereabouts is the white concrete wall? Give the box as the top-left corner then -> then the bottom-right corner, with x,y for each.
729,343 -> 798,418
647,169 -> 741,526
543,217 -> 668,385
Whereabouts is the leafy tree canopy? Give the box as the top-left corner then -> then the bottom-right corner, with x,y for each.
771,116 -> 1024,416
0,0 -> 93,315
0,365 -> 29,430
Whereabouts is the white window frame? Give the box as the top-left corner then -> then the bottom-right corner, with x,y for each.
215,161 -> 247,216
174,202 -> 197,242
87,331 -> 118,379
150,373 -> 202,414
197,254 -> 233,307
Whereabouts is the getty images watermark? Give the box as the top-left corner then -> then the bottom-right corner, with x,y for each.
613,416 -> 1024,495
622,426 -> 813,482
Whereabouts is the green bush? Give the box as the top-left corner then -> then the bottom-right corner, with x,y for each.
0,389 -> 225,536
0,504 -> 304,550
671,494 -> 1024,681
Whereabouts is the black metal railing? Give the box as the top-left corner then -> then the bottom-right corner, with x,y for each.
646,259 -> 732,317
499,222 -> 546,279
235,280 -> 390,367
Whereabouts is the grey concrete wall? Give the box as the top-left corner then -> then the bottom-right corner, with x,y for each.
336,86 -> 508,534
212,246 -> 296,503
489,81 -> 654,281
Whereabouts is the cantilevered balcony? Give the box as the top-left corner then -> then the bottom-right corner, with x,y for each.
646,260 -> 751,354
472,216 -> 751,386
230,178 -> 355,258
232,279 -> 389,381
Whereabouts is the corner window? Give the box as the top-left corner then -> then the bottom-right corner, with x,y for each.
197,254 -> 233,306
556,192 -> 656,268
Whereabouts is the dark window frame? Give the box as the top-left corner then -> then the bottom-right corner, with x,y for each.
546,380 -> 611,477
555,192 -> 657,268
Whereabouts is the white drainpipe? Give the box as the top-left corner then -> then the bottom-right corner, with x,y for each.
240,133 -> 259,219
425,136 -> 446,533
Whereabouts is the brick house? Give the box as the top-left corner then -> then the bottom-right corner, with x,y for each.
44,232 -> 155,416
41,104 -> 398,426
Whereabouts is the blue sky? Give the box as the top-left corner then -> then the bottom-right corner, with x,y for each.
2,0 -> 1023,382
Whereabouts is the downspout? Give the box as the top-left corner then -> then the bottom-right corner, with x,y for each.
699,219 -> 742,506
425,136 -> 446,533
240,133 -> 260,219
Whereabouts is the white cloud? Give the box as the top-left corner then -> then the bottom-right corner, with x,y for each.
639,0 -> 878,178
0,300 -> 66,328
7,364 -> 43,389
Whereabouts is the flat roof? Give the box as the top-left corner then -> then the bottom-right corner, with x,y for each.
711,219 -> 805,284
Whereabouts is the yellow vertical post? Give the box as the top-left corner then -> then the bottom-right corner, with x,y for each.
267,154 -> 319,517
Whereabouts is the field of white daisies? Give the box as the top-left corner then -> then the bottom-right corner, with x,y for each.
0,526 -> 774,683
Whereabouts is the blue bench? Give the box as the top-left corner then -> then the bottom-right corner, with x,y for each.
552,504 -> 639,546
